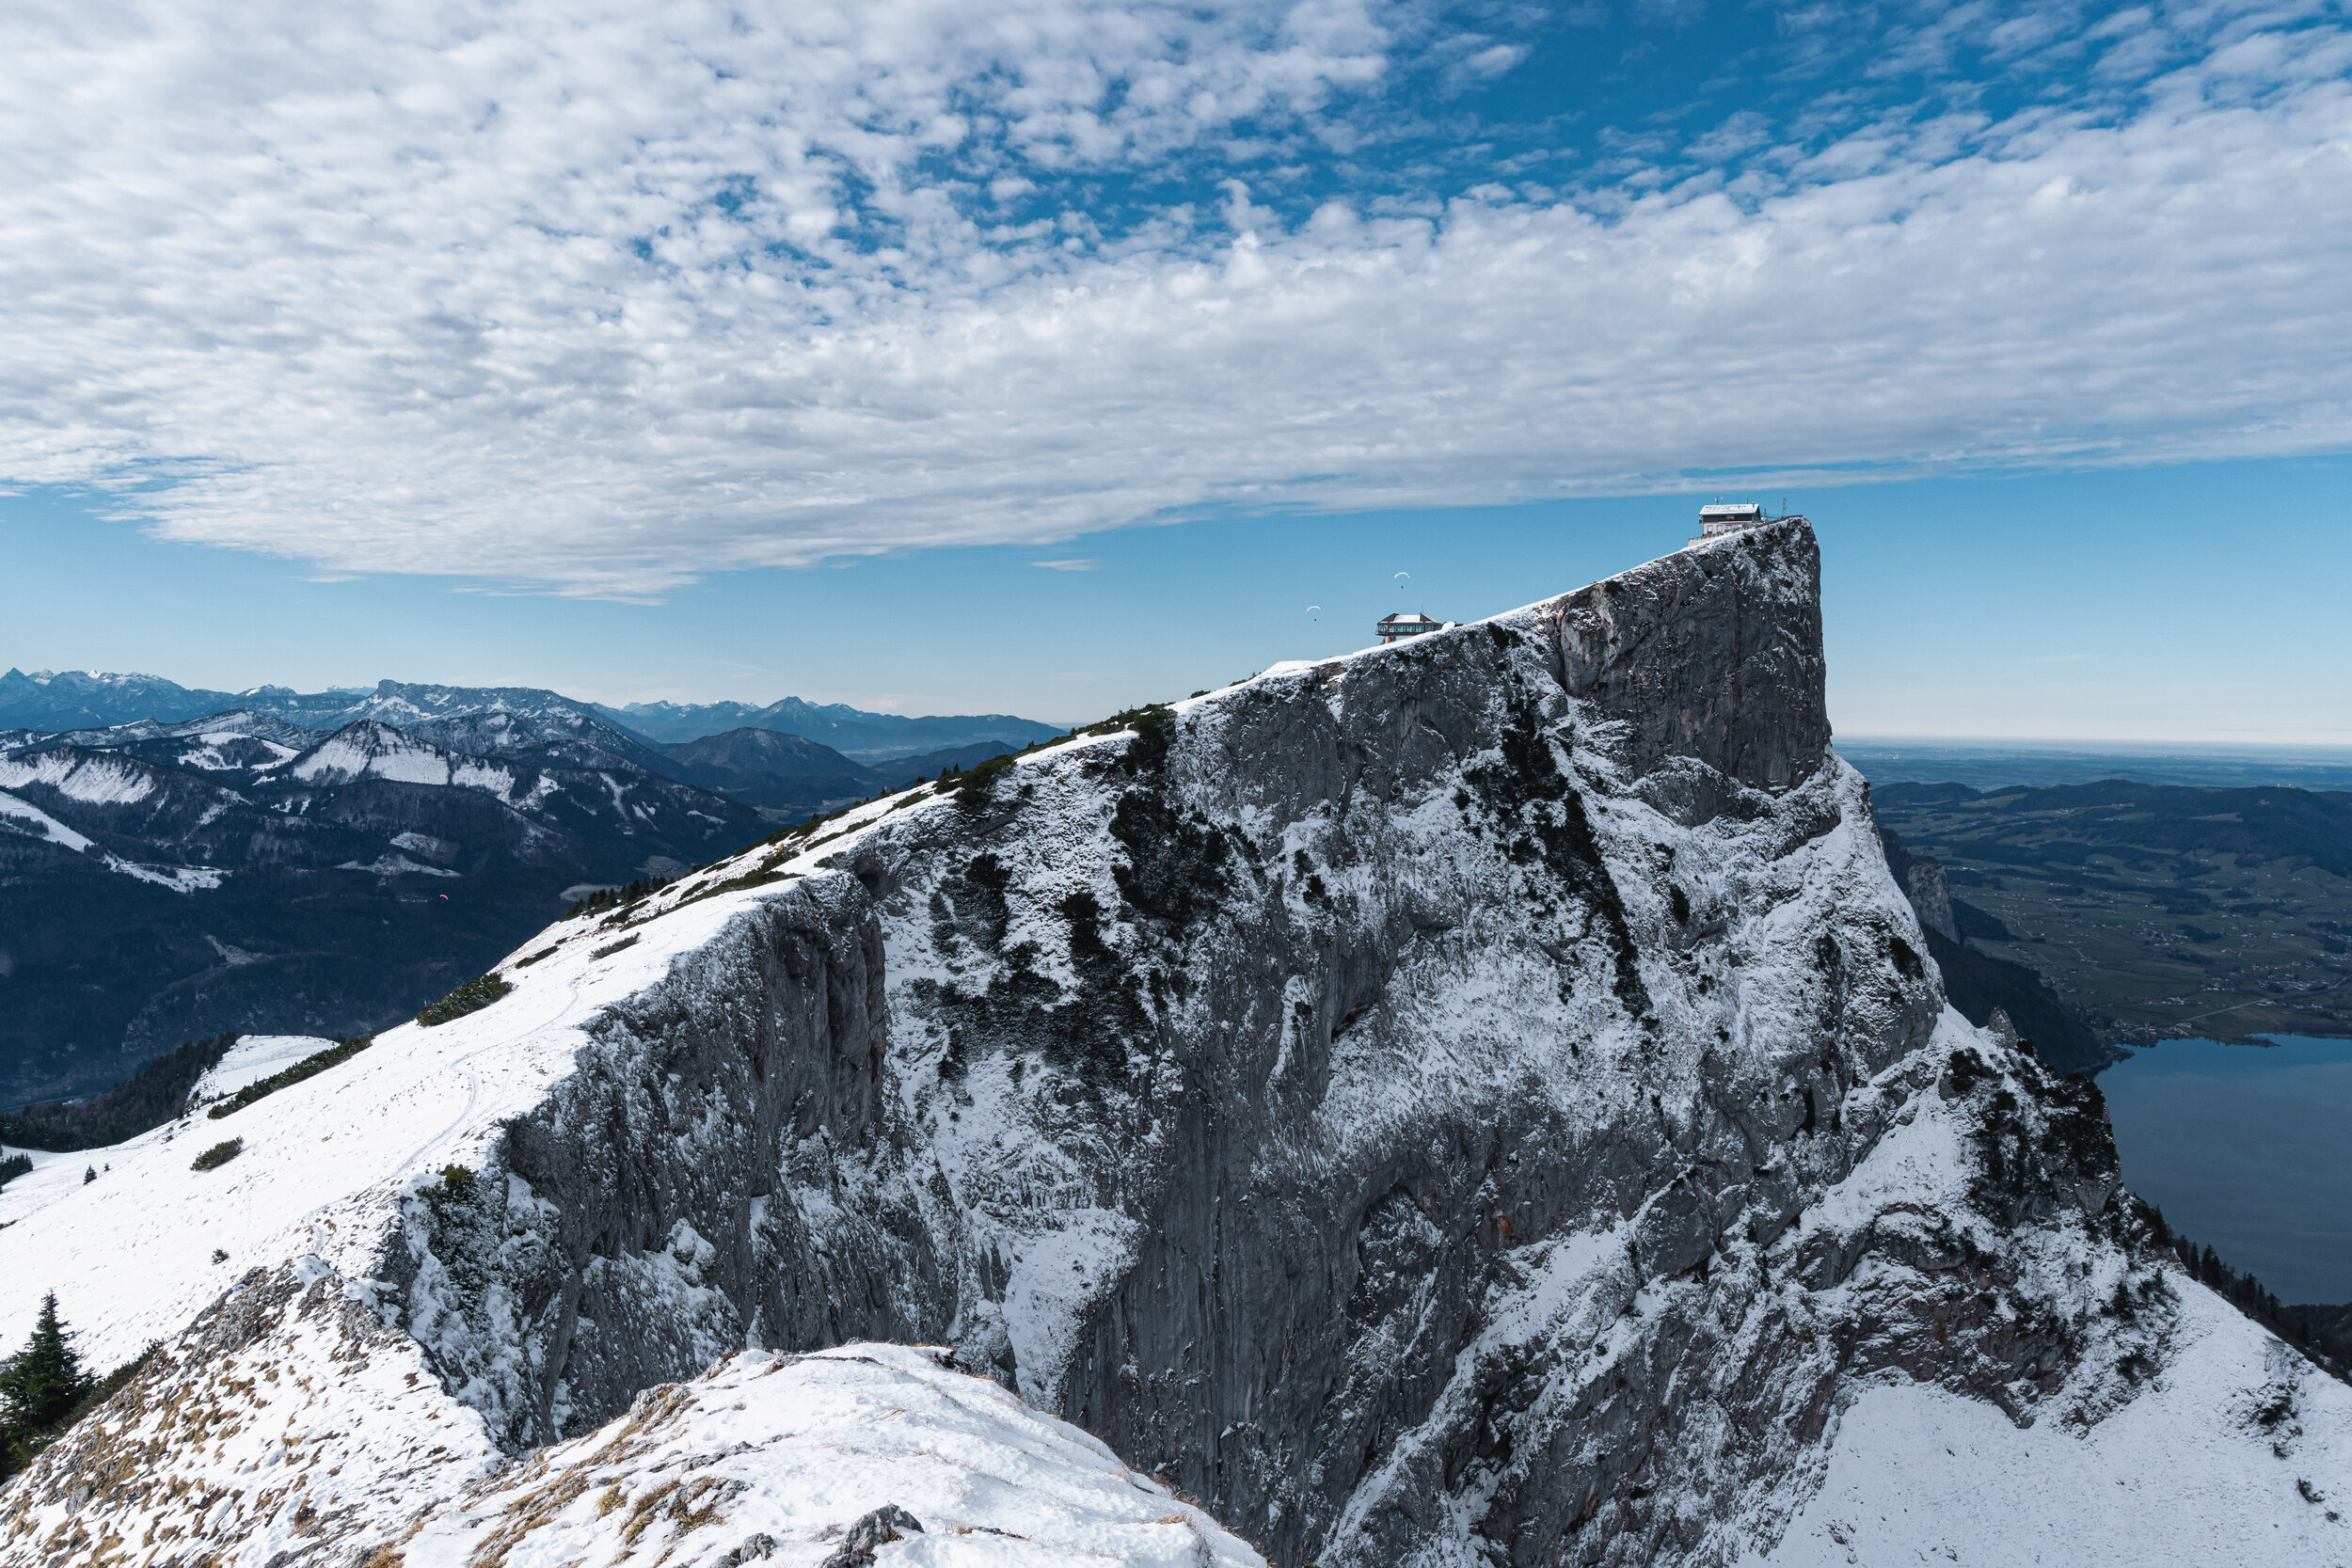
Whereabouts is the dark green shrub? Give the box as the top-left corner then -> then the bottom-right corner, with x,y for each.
0,1154 -> 30,1189
590,935 -> 640,960
564,874 -> 674,919
417,975 -> 512,1027
421,1164 -> 479,1220
189,1138 -> 243,1172
952,752 -> 1019,811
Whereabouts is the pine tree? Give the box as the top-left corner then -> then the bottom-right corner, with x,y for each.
1,1292 -> 93,1433
0,1291 -> 96,1474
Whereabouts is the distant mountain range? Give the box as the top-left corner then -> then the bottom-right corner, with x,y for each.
0,673 -> 1067,1108
596,695 -> 1064,760
0,669 -> 1063,762
0,709 -> 767,1107
0,669 -> 369,733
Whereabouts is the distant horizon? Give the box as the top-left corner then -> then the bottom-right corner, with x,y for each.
15,660 -> 2352,761
1840,736 -> 2352,757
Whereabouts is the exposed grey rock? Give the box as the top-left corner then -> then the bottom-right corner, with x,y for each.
819,1503 -> 924,1565
1905,856 -> 1960,942
1876,827 -> 1957,942
16,519 -> 2299,1568
345,520 -> 2167,1566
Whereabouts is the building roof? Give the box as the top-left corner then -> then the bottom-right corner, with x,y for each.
1377,612 -> 1442,626
1699,502 -> 1764,517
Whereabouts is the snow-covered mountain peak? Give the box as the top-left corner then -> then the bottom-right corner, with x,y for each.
282,721 -> 521,794
287,719 -> 458,784
6,519 -> 2346,1566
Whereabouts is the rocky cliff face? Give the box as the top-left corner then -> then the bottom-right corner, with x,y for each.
6,520 -> 2345,1568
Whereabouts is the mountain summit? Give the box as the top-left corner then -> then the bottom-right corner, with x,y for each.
3,521 -> 2344,1566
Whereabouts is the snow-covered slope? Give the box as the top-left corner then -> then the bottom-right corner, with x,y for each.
397,1344 -> 1263,1568
1750,1284 -> 2347,1566
184,1035 -> 340,1104
3,520 -> 2345,1568
0,893 -> 771,1370
1,1327 -> 1262,1568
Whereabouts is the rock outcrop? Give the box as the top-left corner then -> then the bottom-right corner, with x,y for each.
4,520 -> 2345,1568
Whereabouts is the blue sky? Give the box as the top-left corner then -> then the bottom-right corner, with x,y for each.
9,452 -> 2348,741
3,1 -> 2348,737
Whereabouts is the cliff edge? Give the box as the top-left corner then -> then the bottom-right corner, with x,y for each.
4,520 -> 2344,1568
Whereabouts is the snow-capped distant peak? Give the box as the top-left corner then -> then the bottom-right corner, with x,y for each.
0,749 -> 157,805
290,721 -> 457,784
285,721 -> 519,796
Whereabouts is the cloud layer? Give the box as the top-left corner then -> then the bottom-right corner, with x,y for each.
4,0 -> 2348,591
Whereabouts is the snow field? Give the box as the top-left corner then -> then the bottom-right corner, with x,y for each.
1750,1285 -> 2352,1567
398,1344 -> 1265,1568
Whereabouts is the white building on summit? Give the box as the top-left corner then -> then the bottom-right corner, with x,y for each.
1698,500 -> 1766,535
1690,500 -> 1800,548
1376,611 -> 1445,644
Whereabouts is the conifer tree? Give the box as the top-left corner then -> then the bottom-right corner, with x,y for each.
2,1292 -> 92,1430
0,1291 -> 95,1475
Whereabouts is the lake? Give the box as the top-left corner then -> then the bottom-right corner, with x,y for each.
2097,1034 -> 2352,1304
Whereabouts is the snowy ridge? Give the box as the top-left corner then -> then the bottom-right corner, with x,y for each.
0,879 -> 787,1368
0,707 -> 321,757
3,520 -> 2346,1566
0,750 -> 157,805
396,1344 -> 1263,1568
0,788 -> 92,852
0,777 -> 228,891
185,1035 -> 341,1105
284,721 -> 516,793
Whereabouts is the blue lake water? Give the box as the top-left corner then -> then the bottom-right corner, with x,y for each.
2098,1035 -> 2352,1304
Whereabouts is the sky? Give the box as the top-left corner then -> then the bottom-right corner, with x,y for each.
3,1 -> 2349,737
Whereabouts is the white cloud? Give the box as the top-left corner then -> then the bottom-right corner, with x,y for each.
1031,558 -> 1105,570
0,1 -> 2347,593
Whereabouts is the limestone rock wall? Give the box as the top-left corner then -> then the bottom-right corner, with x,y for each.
3,522 -> 2213,1568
